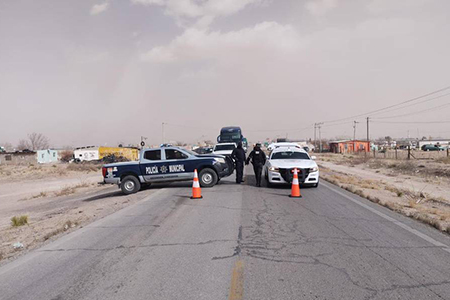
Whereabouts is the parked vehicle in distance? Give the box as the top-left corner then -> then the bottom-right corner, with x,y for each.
102,146 -> 234,194
264,146 -> 319,187
213,143 -> 236,156
421,144 -> 445,151
193,147 -> 213,154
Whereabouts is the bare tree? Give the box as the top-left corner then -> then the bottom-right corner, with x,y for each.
17,139 -> 30,151
27,133 -> 50,150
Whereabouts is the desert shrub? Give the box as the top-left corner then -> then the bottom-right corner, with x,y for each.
60,150 -> 74,162
54,186 -> 75,197
32,191 -> 47,199
396,161 -> 416,172
11,215 -> 28,227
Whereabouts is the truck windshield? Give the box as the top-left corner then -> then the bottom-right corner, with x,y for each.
271,152 -> 309,160
220,133 -> 241,141
215,144 -> 236,151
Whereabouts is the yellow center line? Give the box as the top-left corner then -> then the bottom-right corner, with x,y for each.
228,260 -> 244,300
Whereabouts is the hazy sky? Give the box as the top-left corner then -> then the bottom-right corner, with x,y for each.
1,0 -> 450,148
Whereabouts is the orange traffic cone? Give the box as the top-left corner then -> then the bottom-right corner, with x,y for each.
191,169 -> 203,199
289,168 -> 302,198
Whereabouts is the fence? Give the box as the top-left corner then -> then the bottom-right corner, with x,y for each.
352,147 -> 450,160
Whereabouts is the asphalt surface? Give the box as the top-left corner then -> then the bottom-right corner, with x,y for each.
1,168 -> 450,300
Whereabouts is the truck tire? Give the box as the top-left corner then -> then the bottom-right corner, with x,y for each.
120,175 -> 141,195
199,168 -> 218,188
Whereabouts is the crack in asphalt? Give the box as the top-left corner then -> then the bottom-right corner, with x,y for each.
38,239 -> 235,252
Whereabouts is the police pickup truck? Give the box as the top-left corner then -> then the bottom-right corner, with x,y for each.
102,146 -> 234,194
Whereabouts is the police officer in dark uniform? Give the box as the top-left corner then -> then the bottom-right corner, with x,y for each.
246,143 -> 266,187
231,142 -> 246,184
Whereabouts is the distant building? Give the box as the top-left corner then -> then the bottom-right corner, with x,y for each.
37,149 -> 60,164
74,146 -> 99,161
329,140 -> 370,153
0,151 -> 36,165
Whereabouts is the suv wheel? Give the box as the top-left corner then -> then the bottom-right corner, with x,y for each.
199,168 -> 218,187
120,175 -> 141,195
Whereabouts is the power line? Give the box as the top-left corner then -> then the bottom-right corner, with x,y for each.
318,85 -> 450,125
373,102 -> 450,119
372,120 -> 450,124
369,92 -> 450,118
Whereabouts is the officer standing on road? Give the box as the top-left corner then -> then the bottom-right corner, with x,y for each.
231,142 -> 246,184
246,143 -> 266,187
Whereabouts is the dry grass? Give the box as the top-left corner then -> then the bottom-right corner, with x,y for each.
437,157 -> 450,164
43,220 -> 78,241
31,191 -> 48,199
67,163 -> 101,173
11,215 -> 28,227
53,181 -> 91,197
54,186 -> 76,197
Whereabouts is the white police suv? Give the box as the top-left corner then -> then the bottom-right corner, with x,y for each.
264,146 -> 319,187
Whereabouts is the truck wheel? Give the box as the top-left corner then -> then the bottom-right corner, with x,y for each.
121,175 -> 141,195
199,168 -> 218,188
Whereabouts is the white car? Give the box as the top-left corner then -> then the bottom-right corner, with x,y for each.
267,142 -> 301,151
264,146 -> 319,187
213,143 -> 237,156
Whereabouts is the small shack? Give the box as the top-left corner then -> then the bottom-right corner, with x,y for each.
329,140 -> 370,154
37,149 -> 59,164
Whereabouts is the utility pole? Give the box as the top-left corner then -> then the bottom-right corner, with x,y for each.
314,123 -> 317,152
366,117 -> 370,157
162,122 -> 165,144
353,121 -> 360,141
366,117 -> 370,142
353,121 -> 359,152
316,122 -> 323,153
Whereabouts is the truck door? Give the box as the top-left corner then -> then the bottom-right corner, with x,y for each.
164,149 -> 193,181
140,149 -> 165,182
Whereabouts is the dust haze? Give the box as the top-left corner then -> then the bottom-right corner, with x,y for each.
1,0 -> 450,147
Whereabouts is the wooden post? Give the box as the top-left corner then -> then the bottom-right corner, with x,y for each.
395,147 -> 398,160
407,145 -> 411,160
373,148 -> 376,158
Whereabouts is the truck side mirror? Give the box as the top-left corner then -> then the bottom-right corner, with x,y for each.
311,156 -> 317,160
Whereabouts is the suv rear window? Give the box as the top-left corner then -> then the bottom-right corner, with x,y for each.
144,150 -> 161,161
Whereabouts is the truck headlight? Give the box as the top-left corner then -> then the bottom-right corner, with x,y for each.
214,157 -> 226,164
269,166 -> 279,172
310,166 -> 318,172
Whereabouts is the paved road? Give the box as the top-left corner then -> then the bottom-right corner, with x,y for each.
1,169 -> 450,300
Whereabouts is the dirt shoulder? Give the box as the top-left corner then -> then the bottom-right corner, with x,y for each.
0,164 -> 153,265
316,154 -> 450,234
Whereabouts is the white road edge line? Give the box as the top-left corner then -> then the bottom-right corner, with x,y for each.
322,181 -> 450,254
